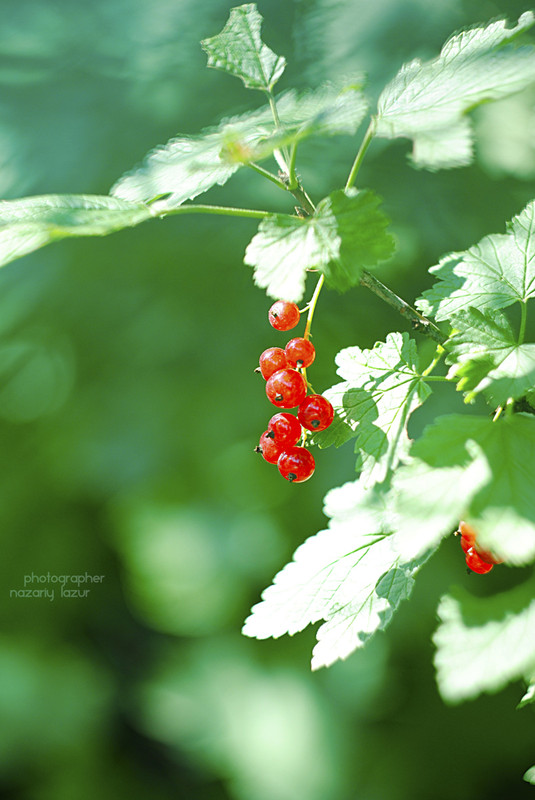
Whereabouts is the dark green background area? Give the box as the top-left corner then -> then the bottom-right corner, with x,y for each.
0,0 -> 534,798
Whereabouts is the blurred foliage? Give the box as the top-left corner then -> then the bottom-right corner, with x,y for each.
0,0 -> 535,798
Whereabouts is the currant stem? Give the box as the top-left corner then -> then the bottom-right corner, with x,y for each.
249,162 -> 289,191
158,203 -> 276,220
422,345 -> 445,376
519,300 -> 528,345
267,91 -> 291,172
345,119 -> 376,191
304,274 -> 325,341
359,270 -> 446,344
287,142 -> 299,190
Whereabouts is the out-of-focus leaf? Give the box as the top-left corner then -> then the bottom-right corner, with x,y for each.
434,582 -> 535,702
376,12 -> 535,169
0,194 -> 153,268
391,413 -> 535,566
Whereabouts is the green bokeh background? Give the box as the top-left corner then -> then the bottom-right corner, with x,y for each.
0,0 -> 534,797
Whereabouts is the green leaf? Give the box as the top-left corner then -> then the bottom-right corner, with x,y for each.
276,83 -> 368,139
315,333 -> 431,486
417,200 -> 535,320
244,212 -> 338,303
244,189 -> 393,302
518,680 -> 535,709
524,767 -> 535,786
446,308 -> 535,405
315,189 -> 395,292
433,582 -> 535,702
376,12 -> 535,169
391,413 -> 535,566
111,86 -> 368,210
243,479 -> 430,669
201,4 -> 286,92
0,194 -> 153,269
111,121 -> 259,209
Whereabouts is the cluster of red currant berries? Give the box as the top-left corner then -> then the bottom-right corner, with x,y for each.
457,521 -> 503,574
255,299 -> 334,483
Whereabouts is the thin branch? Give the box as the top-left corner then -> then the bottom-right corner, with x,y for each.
248,162 -> 289,191
359,270 -> 447,344
345,119 -> 376,191
157,203 -> 276,220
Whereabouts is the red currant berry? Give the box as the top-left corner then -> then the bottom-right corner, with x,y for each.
277,447 -> 315,483
465,547 -> 494,574
458,521 -> 503,564
268,300 -> 301,331
255,431 -> 287,465
266,368 -> 307,408
458,521 -> 476,549
297,394 -> 334,432
285,337 -> 316,369
267,412 -> 302,447
258,347 -> 288,380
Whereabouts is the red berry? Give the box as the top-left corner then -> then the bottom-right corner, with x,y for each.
258,347 -> 288,379
255,430 -> 287,465
266,368 -> 307,408
285,337 -> 316,369
297,394 -> 334,432
268,300 -> 301,331
458,521 -> 503,565
278,447 -> 315,483
267,412 -> 302,447
465,547 -> 494,574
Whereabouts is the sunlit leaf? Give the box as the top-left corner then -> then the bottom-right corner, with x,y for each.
434,582 -> 535,702
244,189 -> 393,302
243,479 -> 431,669
315,189 -> 395,292
376,12 -> 535,169
315,333 -> 430,486
446,308 -> 535,405
417,200 -> 535,320
244,211 -> 338,302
